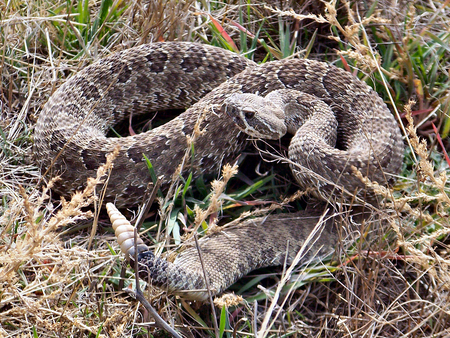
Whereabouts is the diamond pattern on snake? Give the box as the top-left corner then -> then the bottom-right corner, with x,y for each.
34,42 -> 404,301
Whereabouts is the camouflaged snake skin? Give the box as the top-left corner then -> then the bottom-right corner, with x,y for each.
35,42 -> 404,300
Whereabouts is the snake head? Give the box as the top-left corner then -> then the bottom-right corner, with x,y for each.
221,93 -> 287,139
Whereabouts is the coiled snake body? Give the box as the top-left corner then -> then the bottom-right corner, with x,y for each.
35,42 -> 404,301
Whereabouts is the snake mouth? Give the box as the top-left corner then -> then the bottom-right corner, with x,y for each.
230,114 -> 245,131
231,115 -> 241,124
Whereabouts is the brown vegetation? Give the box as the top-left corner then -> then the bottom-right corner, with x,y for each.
1,0 -> 449,336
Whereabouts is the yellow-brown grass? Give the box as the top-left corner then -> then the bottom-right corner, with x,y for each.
1,0 -> 449,336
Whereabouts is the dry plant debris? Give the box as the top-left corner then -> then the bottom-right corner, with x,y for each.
1,0 -> 450,337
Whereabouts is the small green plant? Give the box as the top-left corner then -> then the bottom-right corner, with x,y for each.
48,0 -> 127,58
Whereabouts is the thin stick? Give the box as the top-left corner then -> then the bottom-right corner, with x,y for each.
193,233 -> 219,337
134,177 -> 163,233
253,300 -> 258,336
125,177 -> 182,338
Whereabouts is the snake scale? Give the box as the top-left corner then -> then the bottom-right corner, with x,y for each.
34,42 -> 404,301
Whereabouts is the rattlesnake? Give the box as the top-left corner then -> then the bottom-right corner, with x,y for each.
34,42 -> 404,301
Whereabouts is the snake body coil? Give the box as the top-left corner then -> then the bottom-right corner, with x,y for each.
35,42 -> 404,300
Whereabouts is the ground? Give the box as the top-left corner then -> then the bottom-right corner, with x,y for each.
1,0 -> 450,337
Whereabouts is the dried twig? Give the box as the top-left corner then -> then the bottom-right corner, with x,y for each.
123,177 -> 182,338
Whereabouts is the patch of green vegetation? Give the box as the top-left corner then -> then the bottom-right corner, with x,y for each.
48,0 -> 128,58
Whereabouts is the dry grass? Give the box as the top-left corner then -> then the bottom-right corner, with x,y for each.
1,0 -> 450,337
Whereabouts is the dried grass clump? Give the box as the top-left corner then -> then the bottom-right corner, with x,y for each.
266,0 -> 389,71
333,99 -> 450,335
394,101 -> 450,280
1,0 -> 450,336
0,147 -> 143,336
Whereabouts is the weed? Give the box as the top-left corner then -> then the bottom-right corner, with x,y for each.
1,0 -> 450,337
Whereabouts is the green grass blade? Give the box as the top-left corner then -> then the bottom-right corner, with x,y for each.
182,172 -> 193,198
232,175 -> 274,200
219,306 -> 226,338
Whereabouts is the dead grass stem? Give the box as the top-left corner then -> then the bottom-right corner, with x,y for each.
1,0 -> 450,336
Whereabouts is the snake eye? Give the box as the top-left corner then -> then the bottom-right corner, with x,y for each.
243,109 -> 255,119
